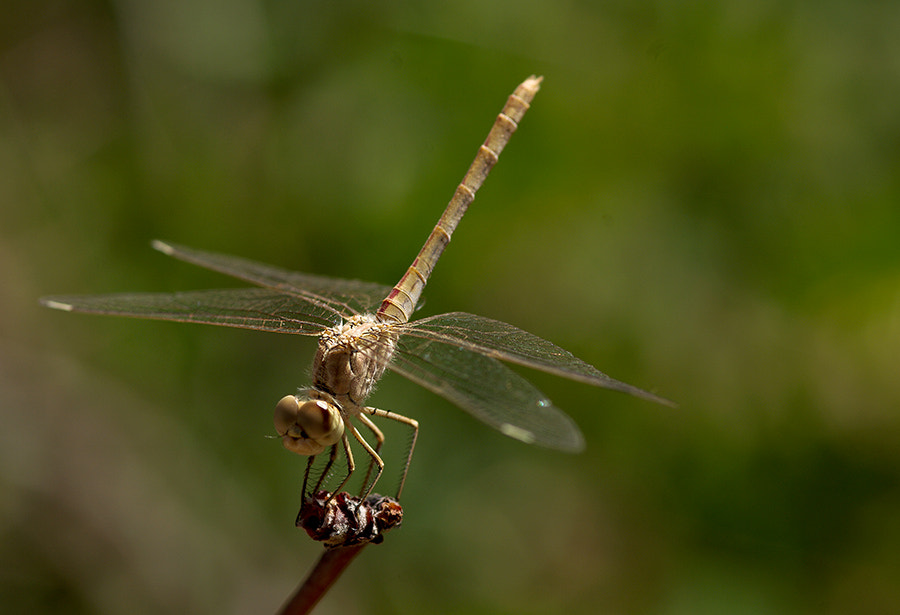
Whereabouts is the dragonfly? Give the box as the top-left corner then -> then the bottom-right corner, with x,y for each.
41,76 -> 674,503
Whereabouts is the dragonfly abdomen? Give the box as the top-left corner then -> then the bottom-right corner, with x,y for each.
377,76 -> 543,325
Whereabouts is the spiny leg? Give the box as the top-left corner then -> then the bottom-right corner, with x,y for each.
297,455 -> 318,527
301,454 -> 316,500
366,407 -> 419,499
310,444 -> 340,496
357,413 -> 385,496
297,446 -> 336,530
326,431 -> 356,503
296,445 -> 339,526
346,420 -> 385,502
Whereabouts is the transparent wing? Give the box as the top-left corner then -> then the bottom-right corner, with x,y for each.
40,288 -> 341,335
401,312 -> 675,407
389,334 -> 585,452
152,240 -> 393,316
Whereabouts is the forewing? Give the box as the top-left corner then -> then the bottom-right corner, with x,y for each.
389,334 -> 585,452
152,240 -> 392,316
403,312 -> 675,407
40,288 -> 340,335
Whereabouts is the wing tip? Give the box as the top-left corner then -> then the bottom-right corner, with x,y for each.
642,391 -> 679,409
40,298 -> 74,312
151,239 -> 174,255
604,378 -> 678,409
559,431 -> 586,453
500,401 -> 587,453
499,423 -> 538,445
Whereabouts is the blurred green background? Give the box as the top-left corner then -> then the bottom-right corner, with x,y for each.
3,1 -> 900,613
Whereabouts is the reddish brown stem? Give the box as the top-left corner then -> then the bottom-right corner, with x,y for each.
277,544 -> 368,615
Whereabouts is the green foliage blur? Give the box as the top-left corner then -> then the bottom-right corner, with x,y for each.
3,1 -> 899,613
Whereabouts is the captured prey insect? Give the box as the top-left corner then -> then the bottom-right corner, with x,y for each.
41,76 -> 674,506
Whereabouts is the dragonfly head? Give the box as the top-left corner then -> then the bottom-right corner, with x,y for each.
274,395 -> 344,456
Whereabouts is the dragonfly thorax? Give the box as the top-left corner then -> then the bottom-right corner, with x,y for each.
312,314 -> 398,408
273,314 -> 398,458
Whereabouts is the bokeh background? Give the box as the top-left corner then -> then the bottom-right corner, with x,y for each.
3,1 -> 900,613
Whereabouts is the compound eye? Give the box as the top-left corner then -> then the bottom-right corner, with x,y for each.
273,395 -> 344,456
274,395 -> 302,435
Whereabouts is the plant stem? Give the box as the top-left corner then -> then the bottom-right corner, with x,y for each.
277,544 -> 368,615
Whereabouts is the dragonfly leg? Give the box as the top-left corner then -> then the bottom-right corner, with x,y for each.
301,454 -> 316,499
366,408 -> 419,499
296,444 -> 341,525
297,454 -> 319,526
346,420 -> 384,502
305,443 -> 340,500
356,413 -> 385,497
326,432 -> 356,502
